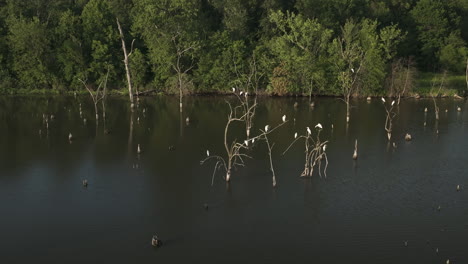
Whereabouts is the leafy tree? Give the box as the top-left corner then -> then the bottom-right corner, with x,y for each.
268,10 -> 333,95
330,19 -> 402,122
8,16 -> 51,89
55,9 -> 86,90
194,31 -> 248,92
81,0 -> 119,87
131,0 -> 200,91
411,0 -> 462,69
439,32 -> 468,72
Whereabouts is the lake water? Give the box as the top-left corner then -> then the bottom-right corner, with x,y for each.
1,96 -> 467,263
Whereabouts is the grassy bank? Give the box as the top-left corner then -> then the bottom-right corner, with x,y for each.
1,73 -> 467,98
414,72 -> 467,97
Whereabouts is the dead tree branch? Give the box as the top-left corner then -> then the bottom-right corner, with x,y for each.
381,98 -> 396,141
283,125 -> 329,178
78,66 -> 109,124
201,100 -> 287,185
116,17 -> 135,107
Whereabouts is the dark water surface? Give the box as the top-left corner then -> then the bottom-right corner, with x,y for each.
1,96 -> 468,263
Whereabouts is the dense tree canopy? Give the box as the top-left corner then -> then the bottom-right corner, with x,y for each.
0,0 -> 467,95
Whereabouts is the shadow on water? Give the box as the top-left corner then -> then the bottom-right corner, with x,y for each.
0,95 -> 467,263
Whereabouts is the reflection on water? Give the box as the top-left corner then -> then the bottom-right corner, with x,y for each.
0,96 -> 468,263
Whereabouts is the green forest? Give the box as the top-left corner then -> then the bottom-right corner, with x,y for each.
0,0 -> 467,96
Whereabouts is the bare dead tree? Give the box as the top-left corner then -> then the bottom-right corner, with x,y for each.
381,98 -> 397,141
388,58 -> 415,105
200,101 -> 286,185
430,71 -> 447,121
256,118 -> 288,187
116,18 -> 136,108
232,55 -> 263,138
263,133 -> 277,187
78,66 -> 109,125
170,33 -> 197,113
399,58 -> 415,105
283,125 -> 329,178
335,36 -> 366,123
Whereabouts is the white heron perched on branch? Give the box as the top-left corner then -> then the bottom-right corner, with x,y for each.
381,97 -> 386,103
294,132 -> 298,139
232,87 -> 235,92
391,100 -> 395,106
265,125 -> 270,133
307,127 -> 311,135
282,115 -> 286,123
315,123 -> 322,129
206,150 -> 210,157
244,140 -> 249,146
240,91 -> 244,96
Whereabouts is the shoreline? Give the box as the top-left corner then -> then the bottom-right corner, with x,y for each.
0,89 -> 466,99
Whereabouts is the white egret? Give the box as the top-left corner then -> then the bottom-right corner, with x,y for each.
306,127 -> 311,135
457,106 -> 461,112
391,100 -> 395,106
351,68 -> 355,73
381,97 -> 386,103
252,138 -> 255,144
206,150 -> 210,157
240,91 -> 244,96
294,132 -> 298,139
137,144 -> 141,154
282,115 -> 286,123
323,144 -> 327,152
244,140 -> 249,146
405,133 -> 412,141
245,92 -> 248,97
353,139 -> 358,160
265,125 -> 270,132
232,87 -> 235,92
315,123 -> 322,129
68,132 -> 73,141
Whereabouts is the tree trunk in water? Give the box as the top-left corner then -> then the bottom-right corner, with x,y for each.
94,103 -> 99,125
226,168 -> 231,182
179,91 -> 183,113
116,18 -> 134,107
179,72 -> 183,112
466,58 -> 468,92
346,99 -> 350,123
